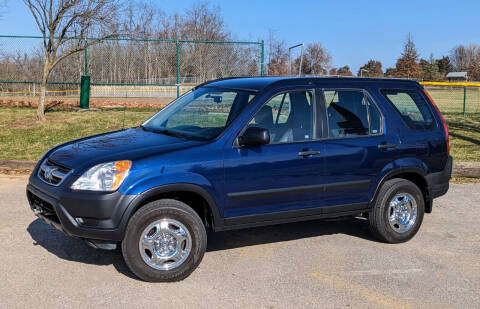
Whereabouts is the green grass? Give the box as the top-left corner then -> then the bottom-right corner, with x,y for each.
0,107 -> 156,161
444,113 -> 480,162
0,107 -> 479,162
425,87 -> 480,114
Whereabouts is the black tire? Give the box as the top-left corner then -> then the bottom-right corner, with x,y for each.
368,178 -> 424,243
122,199 -> 207,282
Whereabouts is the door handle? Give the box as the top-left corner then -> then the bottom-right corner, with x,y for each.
377,143 -> 397,150
298,150 -> 321,157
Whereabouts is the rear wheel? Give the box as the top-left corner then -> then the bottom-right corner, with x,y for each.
369,179 -> 424,243
122,199 -> 207,282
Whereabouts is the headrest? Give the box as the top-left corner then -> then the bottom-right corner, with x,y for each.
255,105 -> 273,127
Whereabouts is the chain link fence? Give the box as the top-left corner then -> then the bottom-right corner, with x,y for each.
0,35 -> 264,104
421,82 -> 480,115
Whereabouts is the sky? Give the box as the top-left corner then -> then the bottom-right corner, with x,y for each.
1,0 -> 480,73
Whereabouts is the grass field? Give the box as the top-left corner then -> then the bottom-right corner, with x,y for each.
425,86 -> 480,114
0,107 -> 156,161
0,106 -> 479,162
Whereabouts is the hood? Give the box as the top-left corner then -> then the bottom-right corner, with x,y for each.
48,127 -> 204,174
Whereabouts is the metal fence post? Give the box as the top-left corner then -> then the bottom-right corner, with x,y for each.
463,85 -> 467,116
79,75 -> 90,109
260,40 -> 265,76
84,45 -> 88,75
176,41 -> 180,98
79,42 -> 90,109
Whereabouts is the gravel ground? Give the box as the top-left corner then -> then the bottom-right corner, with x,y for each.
0,175 -> 479,308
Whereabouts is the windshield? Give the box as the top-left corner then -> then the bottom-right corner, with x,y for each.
142,87 -> 255,140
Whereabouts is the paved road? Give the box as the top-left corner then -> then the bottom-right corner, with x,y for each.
0,176 -> 479,308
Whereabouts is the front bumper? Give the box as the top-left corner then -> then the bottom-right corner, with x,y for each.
27,174 -> 136,242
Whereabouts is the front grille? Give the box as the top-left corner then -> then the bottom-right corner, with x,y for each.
27,191 -> 60,223
38,159 -> 72,186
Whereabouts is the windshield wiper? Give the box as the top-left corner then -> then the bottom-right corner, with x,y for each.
142,125 -> 210,141
148,128 -> 192,139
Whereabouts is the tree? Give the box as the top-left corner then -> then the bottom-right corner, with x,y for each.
266,30 -> 288,75
23,0 -> 124,121
182,2 -> 229,41
328,68 -> 337,75
292,43 -> 331,76
419,54 -> 441,81
357,60 -> 383,77
384,67 -> 396,77
435,56 -> 452,79
337,65 -> 352,76
449,45 -> 478,71
389,33 -> 422,79
449,44 -> 480,80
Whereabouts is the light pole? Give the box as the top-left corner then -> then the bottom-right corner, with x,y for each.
288,43 -> 304,76
360,69 -> 369,77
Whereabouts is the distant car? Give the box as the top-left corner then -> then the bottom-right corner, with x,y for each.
27,77 -> 452,282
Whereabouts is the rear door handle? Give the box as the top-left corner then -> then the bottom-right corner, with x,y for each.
298,150 -> 321,157
377,143 -> 397,150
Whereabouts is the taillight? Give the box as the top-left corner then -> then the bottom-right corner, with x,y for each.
423,88 -> 450,154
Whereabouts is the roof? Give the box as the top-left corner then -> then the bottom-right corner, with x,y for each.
446,72 -> 468,78
197,76 -> 419,92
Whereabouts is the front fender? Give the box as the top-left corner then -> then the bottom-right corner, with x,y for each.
118,172 -> 224,232
122,171 -> 215,196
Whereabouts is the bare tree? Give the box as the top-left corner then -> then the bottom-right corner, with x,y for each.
292,43 -> 331,76
266,30 -> 288,75
23,0 -> 123,121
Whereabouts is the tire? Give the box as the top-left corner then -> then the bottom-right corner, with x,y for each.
122,199 -> 207,282
368,178 -> 424,243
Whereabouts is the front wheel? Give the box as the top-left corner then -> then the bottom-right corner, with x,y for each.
368,179 -> 425,243
122,199 -> 207,282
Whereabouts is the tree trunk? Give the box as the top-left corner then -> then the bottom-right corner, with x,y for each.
37,60 -> 51,121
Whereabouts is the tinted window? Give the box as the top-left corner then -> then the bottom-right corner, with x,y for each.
369,100 -> 381,134
323,90 -> 381,138
381,89 -> 434,130
248,91 -> 314,143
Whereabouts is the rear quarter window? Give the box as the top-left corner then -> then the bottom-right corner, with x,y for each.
381,89 -> 435,130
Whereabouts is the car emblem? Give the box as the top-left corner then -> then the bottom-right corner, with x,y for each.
43,165 -> 58,182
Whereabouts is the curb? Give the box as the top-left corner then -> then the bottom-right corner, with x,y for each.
0,160 -> 479,177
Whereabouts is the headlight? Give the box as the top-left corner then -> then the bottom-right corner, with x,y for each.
71,160 -> 132,191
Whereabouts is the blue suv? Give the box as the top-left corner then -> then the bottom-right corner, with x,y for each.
27,77 -> 452,282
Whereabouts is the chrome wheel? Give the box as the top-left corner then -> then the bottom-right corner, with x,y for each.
388,193 -> 418,233
139,218 -> 192,271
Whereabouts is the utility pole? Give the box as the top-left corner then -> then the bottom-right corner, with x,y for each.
288,43 -> 304,76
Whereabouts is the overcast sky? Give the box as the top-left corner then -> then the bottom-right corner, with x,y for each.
1,0 -> 479,73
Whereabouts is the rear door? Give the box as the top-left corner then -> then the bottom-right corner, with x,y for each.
319,88 -> 399,212
381,88 -> 446,172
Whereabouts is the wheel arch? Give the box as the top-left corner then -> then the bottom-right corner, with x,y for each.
371,167 -> 432,213
119,183 -> 223,238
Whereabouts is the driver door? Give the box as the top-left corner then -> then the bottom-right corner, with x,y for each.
222,89 -> 326,223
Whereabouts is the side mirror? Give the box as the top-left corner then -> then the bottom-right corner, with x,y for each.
238,127 -> 270,147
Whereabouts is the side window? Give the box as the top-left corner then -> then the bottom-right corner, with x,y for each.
324,90 -> 381,138
381,89 -> 434,130
248,91 -> 314,144
368,98 -> 381,135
